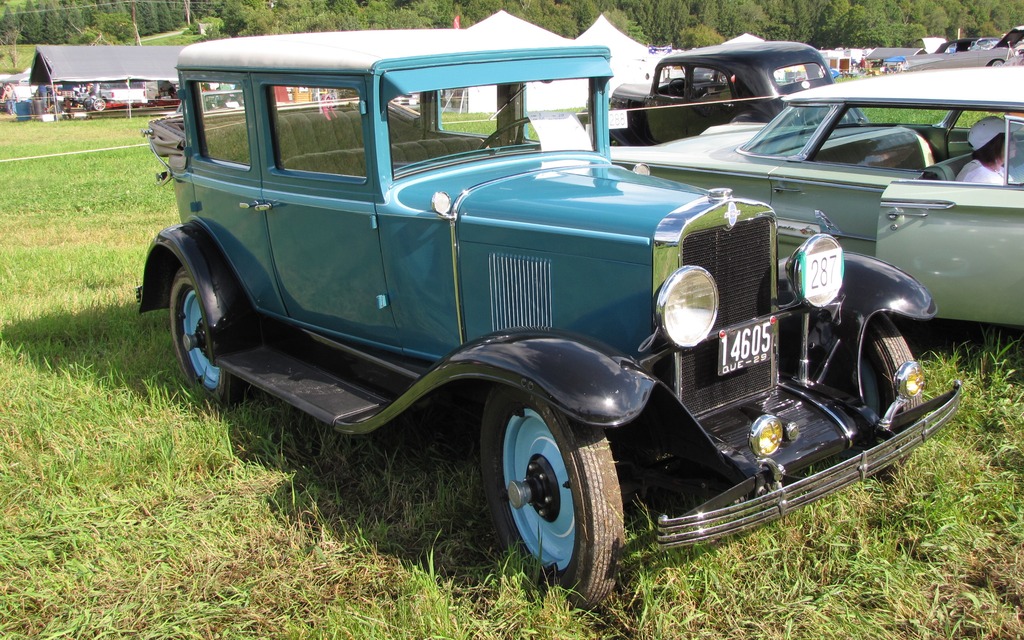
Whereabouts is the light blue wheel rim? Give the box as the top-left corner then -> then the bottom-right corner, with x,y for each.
182,289 -> 220,391
502,408 -> 575,570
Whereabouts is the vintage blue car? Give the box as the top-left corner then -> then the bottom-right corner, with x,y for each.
141,30 -> 961,607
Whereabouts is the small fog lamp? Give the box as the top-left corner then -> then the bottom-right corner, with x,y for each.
749,415 -> 784,457
656,266 -> 719,347
788,234 -> 844,307
895,361 -> 925,400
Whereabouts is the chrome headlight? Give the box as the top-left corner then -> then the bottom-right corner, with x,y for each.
788,234 -> 844,307
656,266 -> 719,347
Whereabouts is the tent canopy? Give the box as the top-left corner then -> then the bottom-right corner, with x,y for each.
576,15 -> 648,58
723,33 -> 764,44
466,10 -> 571,46
30,45 -> 184,84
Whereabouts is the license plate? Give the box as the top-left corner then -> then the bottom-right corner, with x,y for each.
718,317 -> 775,375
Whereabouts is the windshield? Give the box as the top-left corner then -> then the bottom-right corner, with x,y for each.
388,79 -> 594,177
741,104 -> 833,156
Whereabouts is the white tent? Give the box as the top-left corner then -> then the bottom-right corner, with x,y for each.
576,14 -> 660,92
466,10 -> 572,46
723,33 -> 764,44
464,11 -> 586,112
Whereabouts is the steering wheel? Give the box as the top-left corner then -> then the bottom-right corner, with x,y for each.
666,77 -> 687,97
481,117 -> 532,149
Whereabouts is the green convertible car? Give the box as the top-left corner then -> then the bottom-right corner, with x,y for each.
613,67 -> 1024,328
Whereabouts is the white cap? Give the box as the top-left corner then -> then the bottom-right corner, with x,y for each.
968,116 -> 1004,149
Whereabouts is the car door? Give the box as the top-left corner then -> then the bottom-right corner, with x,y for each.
254,76 -> 399,348
185,75 -> 285,315
769,113 -> 940,256
876,117 -> 1024,326
684,66 -> 738,136
877,180 -> 1024,325
644,62 -> 688,143
768,162 -> 896,257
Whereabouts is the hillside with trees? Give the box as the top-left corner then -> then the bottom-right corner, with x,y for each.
2,0 -> 1022,59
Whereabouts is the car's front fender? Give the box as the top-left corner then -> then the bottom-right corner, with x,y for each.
779,253 -> 935,399
419,330 -> 660,429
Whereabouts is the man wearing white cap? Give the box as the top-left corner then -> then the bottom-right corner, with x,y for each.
956,116 -> 1006,184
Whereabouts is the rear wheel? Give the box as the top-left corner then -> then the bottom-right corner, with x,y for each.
480,387 -> 624,608
169,267 -> 243,404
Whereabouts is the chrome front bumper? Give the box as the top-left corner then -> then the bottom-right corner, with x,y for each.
657,381 -> 962,548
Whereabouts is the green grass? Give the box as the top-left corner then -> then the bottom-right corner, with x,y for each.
1,115 -> 1022,638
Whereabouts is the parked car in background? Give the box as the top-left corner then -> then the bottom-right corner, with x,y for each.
609,41 -> 833,145
140,31 -> 960,607
612,67 -> 1024,328
906,26 -> 1023,70
971,37 -> 1002,50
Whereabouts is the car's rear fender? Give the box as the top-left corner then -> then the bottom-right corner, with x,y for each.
139,222 -> 260,357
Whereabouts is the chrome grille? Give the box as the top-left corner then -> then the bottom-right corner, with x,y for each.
679,217 -> 774,415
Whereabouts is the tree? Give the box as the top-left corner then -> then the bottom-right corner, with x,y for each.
678,23 -> 722,47
92,12 -> 136,43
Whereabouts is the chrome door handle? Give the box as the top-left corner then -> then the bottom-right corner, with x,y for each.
772,185 -> 801,193
239,201 -> 273,211
887,208 -> 929,221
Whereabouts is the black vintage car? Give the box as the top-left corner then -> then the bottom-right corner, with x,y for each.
610,41 -> 833,145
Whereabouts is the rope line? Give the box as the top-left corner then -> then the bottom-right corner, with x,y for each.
0,143 -> 149,163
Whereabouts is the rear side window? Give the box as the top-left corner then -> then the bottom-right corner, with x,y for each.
773,63 -> 828,90
195,81 -> 249,166
269,86 -> 366,178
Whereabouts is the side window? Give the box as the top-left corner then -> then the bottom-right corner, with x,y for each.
269,86 -> 366,178
692,67 -> 732,102
656,65 -> 686,97
195,81 -> 249,166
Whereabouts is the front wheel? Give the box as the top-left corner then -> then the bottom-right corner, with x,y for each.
480,387 -> 624,608
860,314 -> 922,415
169,267 -> 243,404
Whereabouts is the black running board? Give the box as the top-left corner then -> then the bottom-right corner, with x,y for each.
217,346 -> 388,425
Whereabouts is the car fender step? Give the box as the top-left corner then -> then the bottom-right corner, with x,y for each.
217,347 -> 388,425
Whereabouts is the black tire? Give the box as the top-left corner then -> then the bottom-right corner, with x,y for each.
169,267 -> 244,404
860,314 -> 922,415
90,97 -> 106,111
480,386 -> 624,608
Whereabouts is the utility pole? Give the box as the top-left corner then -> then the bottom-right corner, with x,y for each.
131,0 -> 142,45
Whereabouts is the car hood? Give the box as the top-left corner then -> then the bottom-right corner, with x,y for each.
611,126 -> 760,169
454,160 -> 708,240
389,156 -> 710,260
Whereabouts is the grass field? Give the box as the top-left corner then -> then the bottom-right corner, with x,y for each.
0,115 -> 1022,639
